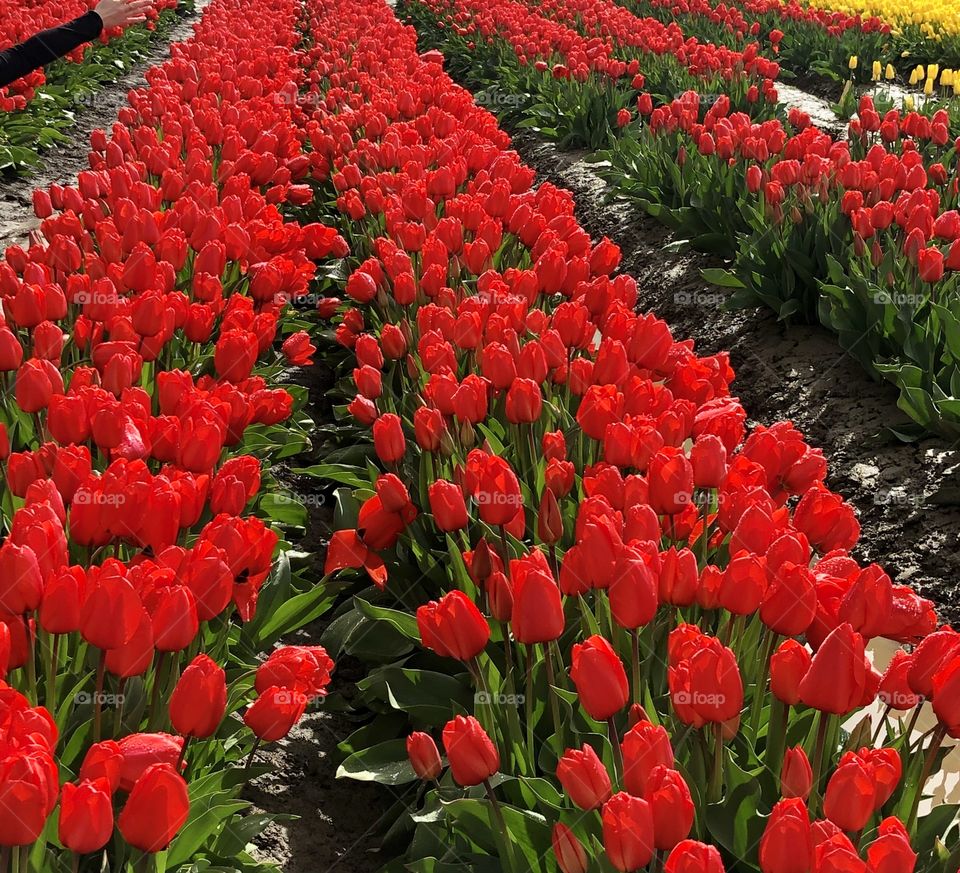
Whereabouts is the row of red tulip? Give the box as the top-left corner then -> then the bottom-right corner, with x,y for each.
0,0 -> 344,868
623,0 -> 898,84
297,0 -> 960,871
408,0 -> 960,437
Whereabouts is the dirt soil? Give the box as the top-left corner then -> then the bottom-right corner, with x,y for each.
243,361 -> 391,873
510,131 -> 960,626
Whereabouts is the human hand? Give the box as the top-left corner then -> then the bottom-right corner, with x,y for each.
93,0 -> 154,29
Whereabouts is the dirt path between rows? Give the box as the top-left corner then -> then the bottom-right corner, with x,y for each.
509,132 -> 960,626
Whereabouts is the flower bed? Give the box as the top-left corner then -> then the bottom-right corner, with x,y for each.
286,0 -> 960,871
403,0 -> 780,149
408,0 -> 960,438
0,0 -> 349,868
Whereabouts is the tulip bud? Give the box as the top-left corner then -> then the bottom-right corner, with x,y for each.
781,746 -> 813,800
416,591 -> 490,662
537,489 -> 563,544
602,792 -> 655,872
406,732 -> 442,780
486,570 -> 513,622
646,765 -> 694,850
553,824 -> 589,873
117,764 -> 190,853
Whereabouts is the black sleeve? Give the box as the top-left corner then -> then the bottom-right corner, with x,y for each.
0,11 -> 104,90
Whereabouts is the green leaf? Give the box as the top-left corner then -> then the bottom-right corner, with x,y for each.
701,268 -> 746,289
337,739 -> 419,785
355,597 -> 421,641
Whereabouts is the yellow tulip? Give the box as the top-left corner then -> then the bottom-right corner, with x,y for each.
872,60 -> 882,80
885,64 -> 896,80
924,76 -> 935,95
905,95 -> 915,110
849,55 -> 858,70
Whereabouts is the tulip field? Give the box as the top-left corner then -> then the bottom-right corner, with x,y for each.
1,0 -> 960,868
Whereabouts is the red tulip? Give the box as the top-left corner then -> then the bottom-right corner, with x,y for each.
610,548 -> 658,630
622,720 -> 674,796
865,817 -> 916,873
759,799 -> 812,873
510,551 -> 564,644
645,765 -> 694,850
169,654 -> 227,739
416,590 -> 489,661
406,732 -> 442,780
428,479 -> 469,532
799,624 -> 867,715
648,448 -> 694,515
665,841 -> 725,873
372,413 -> 405,464
116,733 -> 183,793
781,746 -> 813,800
505,378 -> 542,423
59,778 -> 113,854
553,823 -> 589,873
556,744 -> 612,810
571,635 -> 630,721
932,655 -> 960,737
244,686 -> 308,742
602,791 -> 655,872
118,764 -> 189,853
441,715 -> 499,787
769,640 -> 812,706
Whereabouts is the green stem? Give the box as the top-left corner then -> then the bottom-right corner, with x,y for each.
808,711 -> 832,818
244,737 -> 262,774
525,646 -> 535,764
23,614 -> 37,705
92,649 -> 107,743
483,779 -> 520,873
148,651 -> 170,731
630,629 -> 642,707
708,723 -> 725,803
608,716 -> 624,787
543,645 -> 564,754
871,703 -> 893,746
45,633 -> 60,715
907,724 -> 948,833
748,630 -> 778,739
